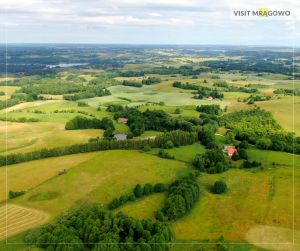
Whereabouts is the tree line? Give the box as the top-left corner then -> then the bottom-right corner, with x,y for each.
156,174 -> 200,221
172,81 -> 224,99
65,116 -> 114,131
213,81 -> 258,93
0,130 -> 198,167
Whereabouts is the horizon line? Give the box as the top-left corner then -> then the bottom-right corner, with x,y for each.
0,42 -> 298,48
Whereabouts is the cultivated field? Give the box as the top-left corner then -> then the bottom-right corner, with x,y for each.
0,204 -> 49,240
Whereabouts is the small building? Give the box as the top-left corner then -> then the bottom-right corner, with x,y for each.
194,94 -> 200,99
207,96 -> 214,101
114,134 -> 127,141
223,145 -> 237,157
118,117 -> 128,124
58,169 -> 67,175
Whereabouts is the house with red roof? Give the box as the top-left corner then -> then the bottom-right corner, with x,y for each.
223,145 -> 237,157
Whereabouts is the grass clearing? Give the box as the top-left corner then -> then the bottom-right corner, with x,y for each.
115,193 -> 166,220
149,144 -> 206,163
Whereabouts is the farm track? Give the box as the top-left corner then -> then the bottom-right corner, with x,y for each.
0,204 -> 49,240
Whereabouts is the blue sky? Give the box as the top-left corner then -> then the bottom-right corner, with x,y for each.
0,0 -> 299,46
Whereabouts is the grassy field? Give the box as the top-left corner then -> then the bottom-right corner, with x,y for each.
81,85 -> 229,107
149,143 -> 206,163
172,166 -> 298,242
12,150 -> 187,217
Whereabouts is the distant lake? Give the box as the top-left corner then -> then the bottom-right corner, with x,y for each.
46,63 -> 88,68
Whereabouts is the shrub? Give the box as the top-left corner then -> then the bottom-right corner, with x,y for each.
143,144 -> 151,152
158,149 -> 175,159
163,140 -> 174,149
211,180 -> 227,194
9,190 -> 25,199
133,184 -> 143,198
77,101 -> 89,107
243,160 -> 261,168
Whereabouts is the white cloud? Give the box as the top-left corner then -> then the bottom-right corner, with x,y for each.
0,0 -> 298,44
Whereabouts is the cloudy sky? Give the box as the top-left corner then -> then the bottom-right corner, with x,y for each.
0,0 -> 299,46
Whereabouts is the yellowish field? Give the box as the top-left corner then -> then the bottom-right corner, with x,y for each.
0,204 -> 49,240
245,225 -> 300,251
0,152 -> 100,202
257,96 -> 300,135
0,121 -> 103,154
0,100 -> 61,114
0,86 -> 20,101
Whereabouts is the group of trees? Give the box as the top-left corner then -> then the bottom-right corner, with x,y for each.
243,94 -> 272,104
63,87 -> 111,101
273,88 -> 300,96
116,65 -> 206,77
13,75 -> 112,102
65,116 -> 114,131
122,80 -> 143,87
193,148 -> 231,174
0,92 -> 39,110
0,130 -> 198,167
25,204 -> 172,251
222,108 -> 299,154
112,107 -> 200,136
213,81 -> 258,93
172,81 -> 224,99
156,175 -> 200,221
142,77 -> 162,85
194,105 -> 223,148
202,59 -> 296,76
108,183 -> 167,210
196,104 -> 222,115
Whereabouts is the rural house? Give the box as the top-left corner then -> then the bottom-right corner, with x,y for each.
118,117 -> 128,124
114,134 -> 127,141
222,145 -> 237,157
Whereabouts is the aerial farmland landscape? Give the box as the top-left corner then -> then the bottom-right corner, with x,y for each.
0,0 -> 300,251
0,44 -> 299,251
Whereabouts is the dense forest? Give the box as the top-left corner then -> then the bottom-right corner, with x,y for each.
25,204 -> 172,251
